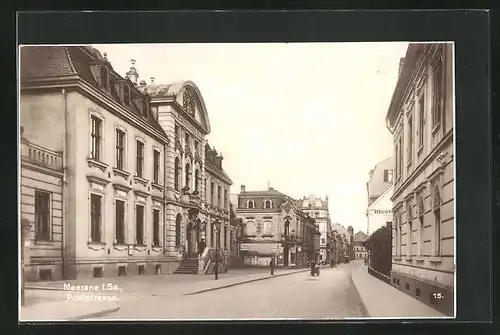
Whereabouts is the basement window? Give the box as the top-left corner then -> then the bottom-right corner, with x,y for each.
93,267 -> 103,278
118,265 -> 126,277
39,269 -> 52,281
155,264 -> 161,274
405,283 -> 410,291
138,265 -> 145,275
416,288 -> 421,299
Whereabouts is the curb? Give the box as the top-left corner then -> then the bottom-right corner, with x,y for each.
349,269 -> 371,317
66,305 -> 121,321
185,269 -> 310,295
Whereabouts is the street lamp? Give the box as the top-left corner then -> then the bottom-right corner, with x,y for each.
213,219 -> 222,280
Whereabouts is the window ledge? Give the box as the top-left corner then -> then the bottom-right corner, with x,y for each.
113,243 -> 128,251
87,242 -> 106,250
113,168 -> 131,179
87,158 -> 108,172
429,256 -> 442,263
393,256 -> 403,261
152,183 -> 163,192
152,245 -> 162,250
133,176 -> 149,187
404,256 -> 413,262
414,256 -> 425,262
135,244 -> 147,251
33,240 -> 53,245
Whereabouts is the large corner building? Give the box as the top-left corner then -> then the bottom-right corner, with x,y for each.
386,43 -> 454,316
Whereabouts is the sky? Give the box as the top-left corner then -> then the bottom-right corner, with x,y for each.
94,42 -> 409,234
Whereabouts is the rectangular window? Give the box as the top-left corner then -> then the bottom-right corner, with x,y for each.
408,115 -> 413,165
153,209 -> 160,246
136,205 -> 144,245
115,200 -> 125,244
124,85 -> 130,106
90,194 -> 102,242
434,209 -> 441,256
432,53 -> 444,129
418,93 -> 425,149
398,137 -> 403,177
211,182 -> 215,205
218,186 -> 222,207
224,189 -> 228,209
35,191 -> 50,241
90,116 -> 102,161
153,150 -> 160,184
136,141 -> 144,178
116,129 -> 125,170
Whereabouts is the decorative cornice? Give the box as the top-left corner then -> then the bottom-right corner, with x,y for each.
112,182 -> 132,193
21,161 -> 64,179
133,189 -> 150,198
87,158 -> 108,172
113,168 -> 131,179
133,175 -> 149,187
152,183 -> 164,193
87,175 -> 110,186
152,195 -> 164,203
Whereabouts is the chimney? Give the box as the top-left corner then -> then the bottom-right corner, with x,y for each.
150,77 -> 155,84
139,80 -> 147,87
241,185 -> 246,193
268,187 -> 274,191
398,57 -> 405,77
215,153 -> 223,168
125,59 -> 139,86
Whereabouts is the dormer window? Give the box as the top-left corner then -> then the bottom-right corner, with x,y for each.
265,200 -> 272,209
100,66 -> 109,91
123,85 -> 130,106
247,200 -> 255,209
142,98 -> 149,118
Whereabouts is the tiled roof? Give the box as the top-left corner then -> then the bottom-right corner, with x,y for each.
20,45 -> 166,137
205,160 -> 232,185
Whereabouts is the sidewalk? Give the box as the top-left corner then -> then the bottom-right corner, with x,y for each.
350,263 -> 446,318
21,267 -> 309,321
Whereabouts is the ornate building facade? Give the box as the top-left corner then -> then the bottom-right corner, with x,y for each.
297,194 -> 332,264
20,45 -> 232,280
235,186 -> 318,268
386,43 -> 454,316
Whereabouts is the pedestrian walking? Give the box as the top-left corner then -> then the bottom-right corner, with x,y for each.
270,257 -> 275,275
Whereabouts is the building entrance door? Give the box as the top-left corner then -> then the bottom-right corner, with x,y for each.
187,226 -> 199,258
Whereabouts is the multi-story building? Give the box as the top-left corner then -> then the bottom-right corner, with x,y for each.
330,222 -> 351,263
235,186 -> 317,268
20,45 -> 232,280
297,194 -> 332,264
353,231 -> 368,259
366,157 -> 394,235
20,46 -> 170,280
386,43 -> 454,316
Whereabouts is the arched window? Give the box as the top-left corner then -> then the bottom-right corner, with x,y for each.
185,163 -> 191,188
263,221 -> 272,235
175,214 -> 182,246
174,157 -> 180,191
247,200 -> 255,209
265,200 -> 272,209
194,169 -> 199,192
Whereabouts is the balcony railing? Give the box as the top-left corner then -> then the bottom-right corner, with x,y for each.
21,139 -> 63,172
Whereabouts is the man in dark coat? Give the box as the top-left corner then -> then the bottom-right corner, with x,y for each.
310,260 -> 316,275
270,257 -> 275,275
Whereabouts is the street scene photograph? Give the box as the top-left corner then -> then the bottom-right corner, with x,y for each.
18,41 -> 455,321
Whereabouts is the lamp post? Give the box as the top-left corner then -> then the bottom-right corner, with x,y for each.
213,219 -> 221,280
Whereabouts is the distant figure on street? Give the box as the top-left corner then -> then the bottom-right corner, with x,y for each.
310,260 -> 316,276
270,257 -> 275,275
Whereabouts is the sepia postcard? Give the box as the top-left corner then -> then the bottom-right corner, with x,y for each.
18,42 -> 456,321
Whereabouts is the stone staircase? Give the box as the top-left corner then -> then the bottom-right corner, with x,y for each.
174,258 -> 199,274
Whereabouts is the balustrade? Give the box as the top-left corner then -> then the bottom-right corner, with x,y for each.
21,139 -> 63,172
